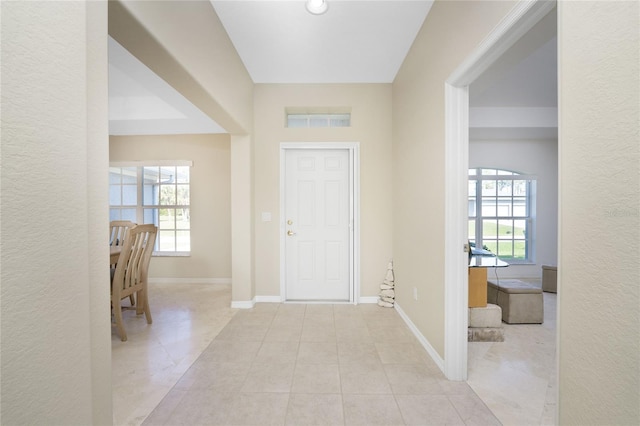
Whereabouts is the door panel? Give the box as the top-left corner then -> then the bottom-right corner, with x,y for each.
285,149 -> 351,301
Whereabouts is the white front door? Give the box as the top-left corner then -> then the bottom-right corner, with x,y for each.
283,148 -> 352,301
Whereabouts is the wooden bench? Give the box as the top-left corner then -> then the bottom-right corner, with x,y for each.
487,279 -> 543,324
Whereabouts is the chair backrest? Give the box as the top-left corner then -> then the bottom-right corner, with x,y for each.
109,220 -> 136,247
111,224 -> 157,301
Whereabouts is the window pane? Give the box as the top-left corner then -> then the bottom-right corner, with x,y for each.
160,185 -> 176,205
143,208 -> 157,226
160,166 -> 174,183
513,197 -> 527,216
513,240 -> 526,259
176,208 -> 190,229
143,183 -> 158,206
482,169 -> 497,175
481,198 -> 496,216
287,116 -> 308,128
497,240 -> 514,257
468,180 -> 476,196
159,208 -> 175,229
513,180 -> 527,196
121,167 -> 137,184
176,166 -> 189,184
496,199 -> 512,216
329,114 -> 350,127
468,199 -> 476,216
498,219 -> 513,239
483,220 -> 497,239
143,166 -> 159,183
177,184 -> 190,206
121,209 -> 136,222
122,185 -> 137,205
468,220 -> 475,240
514,220 -> 527,239
481,180 -> 496,196
109,209 -> 120,221
109,168 -> 122,184
176,230 -> 190,251
309,115 -> 329,127
484,240 -> 497,253
109,185 -> 122,205
497,180 -> 512,196
158,230 -> 175,251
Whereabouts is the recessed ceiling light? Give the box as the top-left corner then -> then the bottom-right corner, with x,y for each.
306,0 -> 328,15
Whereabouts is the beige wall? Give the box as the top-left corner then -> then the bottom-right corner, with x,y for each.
558,1 -> 639,424
253,84 -> 394,299
393,0 -> 516,358
110,134 -> 232,281
1,2 -> 112,424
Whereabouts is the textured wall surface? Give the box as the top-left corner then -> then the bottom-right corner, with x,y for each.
558,1 -> 639,424
1,2 -> 111,424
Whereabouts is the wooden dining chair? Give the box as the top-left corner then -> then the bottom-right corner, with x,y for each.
110,224 -> 157,341
109,220 -> 136,248
109,220 -> 136,305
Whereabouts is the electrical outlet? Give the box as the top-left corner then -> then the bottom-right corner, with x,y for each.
413,287 -> 418,300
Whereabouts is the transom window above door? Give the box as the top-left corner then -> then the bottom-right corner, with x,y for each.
468,168 -> 536,263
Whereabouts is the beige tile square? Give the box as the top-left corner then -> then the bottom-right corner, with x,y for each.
448,394 -> 501,426
342,394 -> 403,425
226,392 -> 290,426
395,394 -> 464,426
297,341 -> 338,364
337,341 -> 380,365
173,362 -> 251,392
291,364 -> 341,394
375,341 -> 430,364
200,340 -> 261,363
241,363 -> 295,393
286,393 -> 344,426
340,363 -> 391,394
254,341 -> 300,364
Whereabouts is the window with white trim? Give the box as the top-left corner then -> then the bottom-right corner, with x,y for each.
109,161 -> 191,255
468,168 -> 536,263
286,112 -> 351,128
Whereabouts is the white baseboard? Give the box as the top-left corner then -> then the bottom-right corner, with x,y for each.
148,277 -> 231,285
394,302 -> 445,374
255,295 -> 283,303
358,296 -> 380,304
230,300 -> 255,309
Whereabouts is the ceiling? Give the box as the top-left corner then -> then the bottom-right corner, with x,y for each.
108,0 -> 557,136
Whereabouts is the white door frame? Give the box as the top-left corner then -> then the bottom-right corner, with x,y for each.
279,142 -> 360,303
443,0 -> 556,380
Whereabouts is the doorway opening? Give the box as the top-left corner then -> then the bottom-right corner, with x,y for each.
443,0 -> 556,380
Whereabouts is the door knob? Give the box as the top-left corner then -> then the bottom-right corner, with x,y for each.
287,230 -> 296,236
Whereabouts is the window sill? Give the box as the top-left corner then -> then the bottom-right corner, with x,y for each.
152,251 -> 190,257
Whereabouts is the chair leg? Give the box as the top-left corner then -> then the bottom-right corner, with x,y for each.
113,301 -> 127,342
138,289 -> 153,324
129,294 -> 136,306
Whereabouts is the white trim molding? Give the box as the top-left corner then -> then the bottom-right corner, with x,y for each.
395,303 -> 445,372
444,0 -> 556,381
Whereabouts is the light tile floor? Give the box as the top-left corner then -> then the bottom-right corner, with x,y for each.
112,282 -> 557,426
467,280 -> 557,426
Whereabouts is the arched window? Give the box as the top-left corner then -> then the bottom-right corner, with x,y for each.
468,168 -> 536,263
